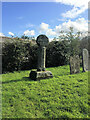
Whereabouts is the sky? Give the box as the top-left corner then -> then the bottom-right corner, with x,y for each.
0,0 -> 89,40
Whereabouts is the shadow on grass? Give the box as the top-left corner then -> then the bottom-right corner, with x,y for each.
2,77 -> 34,84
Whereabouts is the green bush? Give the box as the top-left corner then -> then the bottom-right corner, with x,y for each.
46,40 -> 70,67
2,39 -> 33,73
2,39 -> 70,73
2,34 -> 85,73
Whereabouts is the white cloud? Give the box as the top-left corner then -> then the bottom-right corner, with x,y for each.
55,25 -> 61,33
62,6 -> 87,18
46,29 -> 56,36
55,18 -> 88,33
38,18 -> 87,40
0,33 -> 5,37
39,22 -> 56,36
55,0 -> 89,18
24,30 -> 35,36
39,22 -> 49,32
56,0 -> 89,8
8,32 -> 14,36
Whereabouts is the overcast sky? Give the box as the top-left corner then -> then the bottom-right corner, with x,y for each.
0,0 -> 89,40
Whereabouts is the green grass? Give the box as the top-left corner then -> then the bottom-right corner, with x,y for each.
2,65 -> 89,118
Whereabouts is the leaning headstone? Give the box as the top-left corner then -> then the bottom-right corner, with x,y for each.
29,35 -> 53,80
82,49 -> 89,72
70,55 -> 80,74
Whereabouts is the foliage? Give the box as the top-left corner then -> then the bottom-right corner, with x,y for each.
46,40 -> 69,67
21,35 -> 35,41
2,29 -> 89,73
79,36 -> 89,56
2,65 -> 89,118
2,39 -> 32,73
58,27 -> 81,56
2,38 -> 70,73
28,44 -> 38,69
21,35 -> 29,39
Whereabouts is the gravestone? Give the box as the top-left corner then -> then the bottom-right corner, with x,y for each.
36,35 -> 49,71
82,49 -> 89,72
70,55 -> 80,74
29,35 -> 53,80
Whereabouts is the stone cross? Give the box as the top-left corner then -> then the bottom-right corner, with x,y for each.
70,55 -> 80,74
29,34 -> 53,80
82,49 -> 89,72
36,35 -> 49,71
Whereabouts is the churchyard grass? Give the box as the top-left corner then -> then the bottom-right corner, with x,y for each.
2,65 -> 89,118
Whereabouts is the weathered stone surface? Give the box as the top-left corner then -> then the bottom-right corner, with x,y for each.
70,55 -> 80,74
36,35 -> 49,71
30,34 -> 53,80
37,46 -> 46,71
36,34 -> 49,47
30,70 -> 53,80
82,49 -> 89,72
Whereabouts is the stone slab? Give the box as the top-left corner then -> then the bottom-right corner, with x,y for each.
82,49 -> 89,72
29,70 -> 53,80
70,55 -> 80,74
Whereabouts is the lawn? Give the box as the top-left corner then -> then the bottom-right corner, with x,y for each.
1,65 -> 89,118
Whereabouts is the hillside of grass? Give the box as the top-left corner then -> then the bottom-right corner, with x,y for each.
2,65 -> 89,118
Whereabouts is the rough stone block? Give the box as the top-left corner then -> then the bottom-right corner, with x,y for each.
29,70 -> 53,80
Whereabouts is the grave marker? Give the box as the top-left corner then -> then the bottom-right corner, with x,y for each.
82,49 -> 89,72
70,55 -> 80,74
30,35 -> 53,80
36,35 -> 49,71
